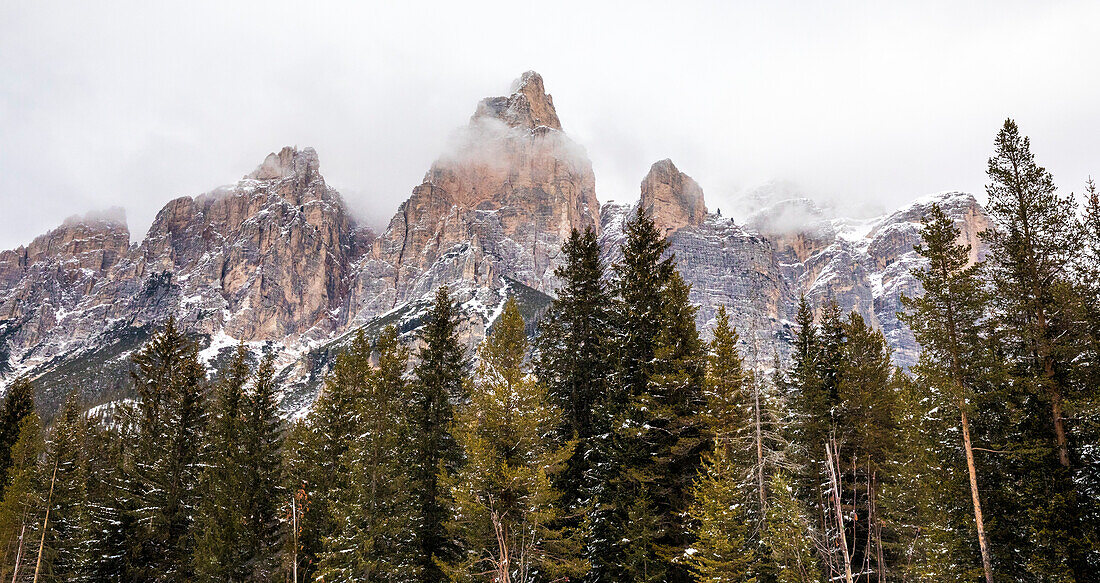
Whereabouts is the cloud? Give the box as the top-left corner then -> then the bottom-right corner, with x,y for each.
1,1 -> 1098,248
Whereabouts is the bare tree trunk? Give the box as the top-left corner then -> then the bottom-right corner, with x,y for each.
960,406 -> 994,583
754,373 -> 766,515
1044,358 -> 1071,468
492,508 -> 511,583
292,493 -> 298,583
31,461 -> 57,583
826,442 -> 854,583
9,523 -> 26,583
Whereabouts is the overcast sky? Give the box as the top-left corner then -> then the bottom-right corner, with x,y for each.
1,1 -> 1098,249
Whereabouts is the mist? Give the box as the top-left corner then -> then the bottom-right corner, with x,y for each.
1,1 -> 1098,249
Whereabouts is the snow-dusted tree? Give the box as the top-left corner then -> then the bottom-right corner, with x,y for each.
315,326 -> 419,583
444,298 -> 585,583
129,317 -> 208,583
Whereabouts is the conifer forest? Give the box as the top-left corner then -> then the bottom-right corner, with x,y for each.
2,120 -> 1099,583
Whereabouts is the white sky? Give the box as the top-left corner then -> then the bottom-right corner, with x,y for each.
1,1 -> 1098,248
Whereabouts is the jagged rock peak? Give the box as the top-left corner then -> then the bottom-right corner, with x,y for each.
640,159 -> 707,234
247,146 -> 321,180
473,70 -> 562,131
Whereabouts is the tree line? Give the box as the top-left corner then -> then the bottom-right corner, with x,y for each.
0,118 -> 1096,582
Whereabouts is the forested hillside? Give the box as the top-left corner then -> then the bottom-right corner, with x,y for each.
0,120 -> 1097,582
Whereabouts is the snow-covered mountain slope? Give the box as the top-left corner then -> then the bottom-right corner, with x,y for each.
0,71 -> 989,418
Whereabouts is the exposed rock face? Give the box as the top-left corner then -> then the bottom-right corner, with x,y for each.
0,72 -> 598,416
640,159 -> 707,236
0,211 -> 131,370
0,70 -> 992,418
600,185 -> 989,367
351,70 -> 599,326
129,146 -> 361,342
0,147 -> 368,410
473,70 -> 562,131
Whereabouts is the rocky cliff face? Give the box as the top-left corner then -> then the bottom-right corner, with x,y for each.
349,70 -> 598,325
600,162 -> 989,367
0,211 -> 131,372
0,71 -> 991,417
640,159 -> 707,236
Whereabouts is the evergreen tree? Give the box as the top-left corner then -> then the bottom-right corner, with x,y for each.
786,297 -> 835,575
79,418 -> 133,583
884,371 -> 976,583
444,299 -> 585,583
292,330 -> 373,582
981,119 -> 1095,578
703,306 -> 750,453
33,395 -> 90,583
764,472 -> 818,583
241,352 -> 284,581
596,207 -> 707,583
534,227 -> 611,516
129,317 -> 208,583
900,203 -> 996,582
193,343 -> 253,582
0,413 -> 43,583
834,312 -> 897,582
691,306 -> 775,581
0,378 -> 35,502
686,447 -> 756,583
316,326 -> 419,583
410,285 -> 468,583
614,206 -> 675,402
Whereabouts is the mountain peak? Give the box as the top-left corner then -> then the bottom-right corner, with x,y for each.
473,71 -> 562,131
640,159 -> 707,234
247,146 -> 321,181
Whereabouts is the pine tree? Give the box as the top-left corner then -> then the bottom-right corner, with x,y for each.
316,326 -> 419,583
0,378 -> 35,501
292,330 -> 373,582
79,418 -> 133,583
980,119 -> 1094,578
884,371 -> 976,583
786,297 -> 834,576
444,299 -> 585,583
900,203 -> 995,582
534,227 -> 611,516
982,118 -> 1082,470
32,394 -> 91,582
410,285 -> 468,583
703,306 -> 749,452
614,206 -> 675,402
597,207 -> 707,583
0,413 -> 43,583
834,312 -> 897,582
764,472 -> 818,583
686,447 -> 756,583
691,306 -> 773,581
241,352 -> 284,581
128,317 -> 208,583
193,343 -> 251,582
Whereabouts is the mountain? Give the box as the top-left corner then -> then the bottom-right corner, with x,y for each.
0,71 -> 989,417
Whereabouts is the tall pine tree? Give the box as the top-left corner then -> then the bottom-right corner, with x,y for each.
291,330 -> 373,582
444,298 -> 585,583
900,203 -> 996,582
0,378 -> 35,502
129,317 -> 208,583
595,207 -> 707,583
193,343 -> 251,582
981,119 -> 1095,578
534,227 -> 611,517
316,326 -> 419,583
410,286 -> 468,583
241,352 -> 284,581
